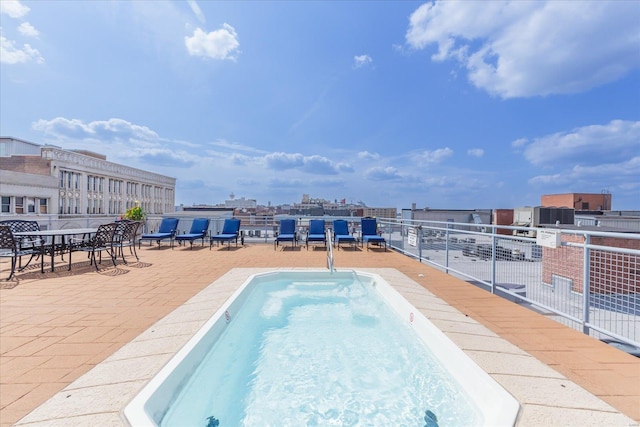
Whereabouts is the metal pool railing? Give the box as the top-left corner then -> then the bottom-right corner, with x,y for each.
326,228 -> 334,273
376,217 -> 639,348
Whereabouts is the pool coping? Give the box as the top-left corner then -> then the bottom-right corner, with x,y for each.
15,268 -> 636,426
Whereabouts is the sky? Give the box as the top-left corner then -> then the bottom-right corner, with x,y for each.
1,0 -> 639,210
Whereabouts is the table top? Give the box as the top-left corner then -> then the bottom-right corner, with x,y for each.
14,228 -> 98,236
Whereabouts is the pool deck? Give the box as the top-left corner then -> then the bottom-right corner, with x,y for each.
1,242 -> 639,426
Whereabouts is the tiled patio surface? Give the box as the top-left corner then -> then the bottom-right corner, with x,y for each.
1,242 -> 639,426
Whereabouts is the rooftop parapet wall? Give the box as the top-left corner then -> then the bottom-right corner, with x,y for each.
0,155 -> 51,176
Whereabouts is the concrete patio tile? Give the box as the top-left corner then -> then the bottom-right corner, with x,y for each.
494,373 -> 622,411
16,412 -> 123,427
14,381 -> 147,425
3,337 -> 62,358
0,383 -> 36,409
2,382 -> 69,423
105,334 -> 194,361
0,355 -> 52,379
131,320 -> 206,342
446,331 -> 526,354
516,404 -> 632,427
0,336 -> 36,354
32,342 -> 114,358
429,318 -> 502,337
466,350 -> 565,378
67,354 -> 171,389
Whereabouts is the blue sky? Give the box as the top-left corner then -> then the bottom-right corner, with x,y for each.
1,1 -> 639,210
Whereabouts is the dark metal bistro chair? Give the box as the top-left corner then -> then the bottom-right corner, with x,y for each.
72,223 -> 119,271
113,220 -> 142,264
0,225 -> 44,279
0,219 -> 46,272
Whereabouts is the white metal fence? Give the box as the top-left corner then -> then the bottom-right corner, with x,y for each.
376,218 -> 639,348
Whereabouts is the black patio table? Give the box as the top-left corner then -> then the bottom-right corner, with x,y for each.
14,227 -> 97,272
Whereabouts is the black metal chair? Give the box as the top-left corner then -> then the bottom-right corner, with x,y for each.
73,223 -> 119,271
0,225 -> 45,279
113,220 -> 141,263
0,220 -> 46,275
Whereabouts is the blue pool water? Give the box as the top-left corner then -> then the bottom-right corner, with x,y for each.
159,273 -> 482,426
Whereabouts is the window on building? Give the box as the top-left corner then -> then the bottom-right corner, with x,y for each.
1,196 -> 10,213
15,197 -> 24,214
27,198 -> 36,213
582,202 -> 589,210
39,199 -> 47,214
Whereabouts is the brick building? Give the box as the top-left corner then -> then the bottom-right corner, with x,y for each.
542,193 -> 612,211
541,225 -> 639,294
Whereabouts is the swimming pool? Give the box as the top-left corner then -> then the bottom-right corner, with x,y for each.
124,270 -> 519,426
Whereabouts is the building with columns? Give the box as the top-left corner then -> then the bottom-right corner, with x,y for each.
0,137 -> 175,220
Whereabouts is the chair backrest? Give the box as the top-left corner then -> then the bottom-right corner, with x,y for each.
308,220 -> 325,235
158,218 -> 179,234
333,220 -> 349,236
91,223 -> 119,248
190,218 -> 210,235
279,219 -> 296,235
115,220 -> 141,243
361,218 -> 378,236
221,218 -> 240,235
0,225 -> 18,252
0,220 -> 40,234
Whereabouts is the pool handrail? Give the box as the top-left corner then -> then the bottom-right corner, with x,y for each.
326,228 -> 334,273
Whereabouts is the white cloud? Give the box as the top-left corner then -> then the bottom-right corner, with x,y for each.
417,147 -> 453,164
406,1 -> 640,98
354,54 -> 372,68
18,22 -> 39,38
185,24 -> 240,60
529,157 -> 640,187
0,35 -> 43,64
357,151 -> 380,160
364,166 -> 404,181
1,1 -> 42,64
264,152 -> 353,175
33,117 -> 161,142
467,148 -> 484,157
523,119 -> 640,166
0,0 -> 30,18
511,137 -> 528,148
187,0 -> 205,24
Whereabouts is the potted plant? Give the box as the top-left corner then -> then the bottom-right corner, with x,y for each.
123,205 -> 145,221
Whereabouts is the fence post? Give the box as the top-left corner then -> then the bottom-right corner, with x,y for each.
491,232 -> 497,294
582,234 -> 591,335
445,226 -> 450,274
417,225 -> 423,262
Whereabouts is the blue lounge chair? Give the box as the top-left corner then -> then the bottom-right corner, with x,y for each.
305,219 -> 326,249
333,219 -> 356,250
210,218 -> 241,250
176,218 -> 210,249
139,218 -> 179,249
274,219 -> 297,250
361,217 -> 386,251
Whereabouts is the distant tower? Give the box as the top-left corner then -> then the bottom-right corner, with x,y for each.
229,192 -> 235,200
